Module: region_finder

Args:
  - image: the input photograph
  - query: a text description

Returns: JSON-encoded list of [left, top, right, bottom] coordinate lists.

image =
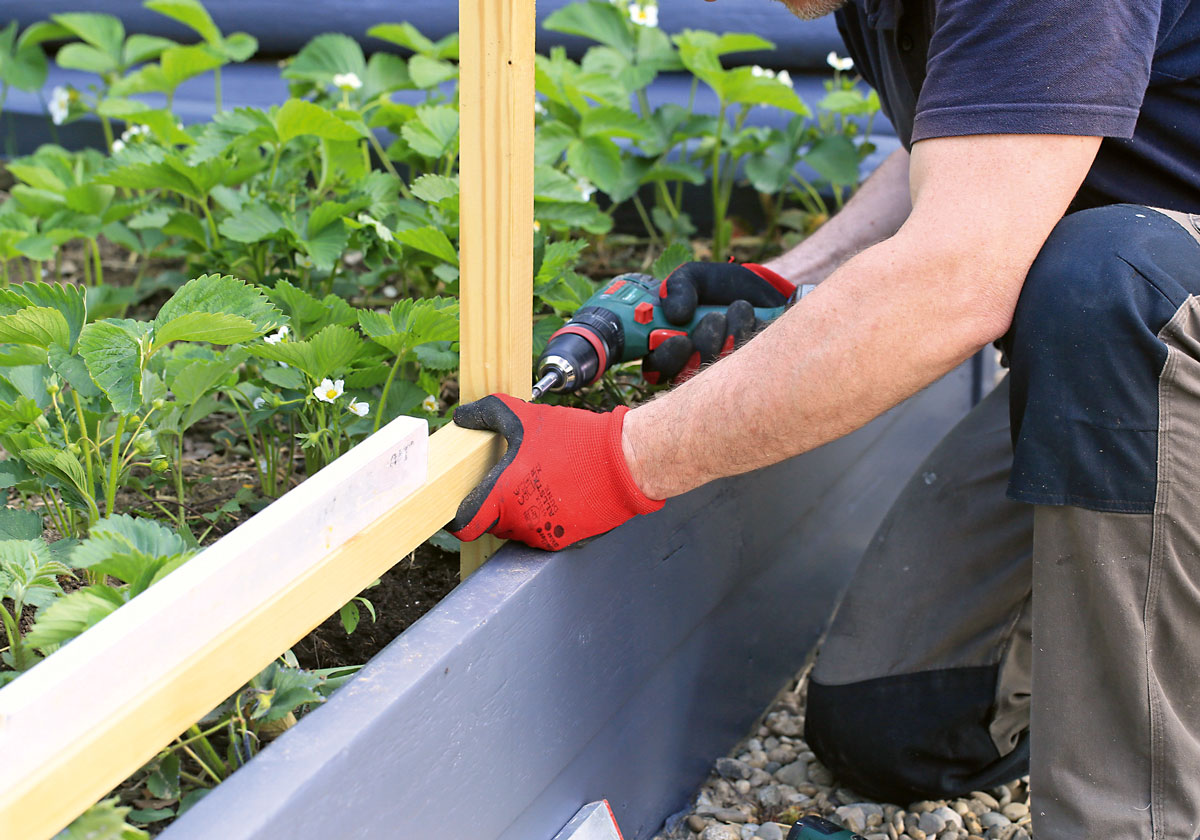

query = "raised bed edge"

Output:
[[162, 362, 977, 840]]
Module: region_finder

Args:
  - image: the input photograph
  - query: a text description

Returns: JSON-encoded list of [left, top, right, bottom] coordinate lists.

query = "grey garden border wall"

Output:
[[161, 361, 980, 840]]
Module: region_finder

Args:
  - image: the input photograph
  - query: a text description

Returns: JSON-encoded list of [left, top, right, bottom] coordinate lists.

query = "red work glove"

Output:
[[643, 261, 796, 384], [449, 395, 664, 551]]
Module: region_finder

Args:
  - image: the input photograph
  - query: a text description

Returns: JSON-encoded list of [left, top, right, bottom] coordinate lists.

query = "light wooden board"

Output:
[[458, 0, 537, 577], [0, 420, 502, 840]]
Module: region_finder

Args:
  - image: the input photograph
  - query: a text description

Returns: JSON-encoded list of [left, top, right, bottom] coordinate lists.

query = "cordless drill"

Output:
[[786, 815, 867, 840], [532, 272, 788, 399]]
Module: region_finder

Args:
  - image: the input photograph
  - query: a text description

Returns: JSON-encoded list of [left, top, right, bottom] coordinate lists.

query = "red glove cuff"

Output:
[[741, 262, 797, 298]]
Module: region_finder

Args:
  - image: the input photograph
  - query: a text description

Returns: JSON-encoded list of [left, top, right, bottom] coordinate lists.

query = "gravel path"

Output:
[[654, 665, 1033, 840]]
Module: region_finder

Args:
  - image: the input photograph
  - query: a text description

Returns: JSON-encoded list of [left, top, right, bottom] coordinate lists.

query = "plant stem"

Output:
[[213, 66, 223, 114], [200, 200, 222, 249], [366, 130, 405, 186], [90, 238, 103, 287], [175, 434, 187, 529], [374, 355, 405, 433], [72, 391, 96, 497], [711, 101, 729, 261], [183, 726, 226, 783], [104, 414, 126, 518], [631, 194, 661, 245], [99, 114, 115, 154], [0, 603, 28, 671]]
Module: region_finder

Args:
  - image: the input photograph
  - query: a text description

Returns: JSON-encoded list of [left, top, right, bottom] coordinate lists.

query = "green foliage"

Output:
[[54, 798, 149, 840], [0, 4, 878, 834]]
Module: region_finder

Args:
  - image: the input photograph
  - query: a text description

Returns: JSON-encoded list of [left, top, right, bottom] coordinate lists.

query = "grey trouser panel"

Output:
[[806, 205, 1200, 839]]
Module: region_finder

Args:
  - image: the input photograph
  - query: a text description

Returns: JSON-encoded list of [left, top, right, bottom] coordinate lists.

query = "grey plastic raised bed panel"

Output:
[[162, 363, 977, 840]]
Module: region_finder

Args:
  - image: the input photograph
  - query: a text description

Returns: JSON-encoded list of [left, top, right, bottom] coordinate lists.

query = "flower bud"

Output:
[[46, 382, 60, 396], [152, 398, 167, 411], [33, 415, 49, 430], [67, 442, 81, 456], [128, 414, 141, 424], [151, 458, 169, 473]]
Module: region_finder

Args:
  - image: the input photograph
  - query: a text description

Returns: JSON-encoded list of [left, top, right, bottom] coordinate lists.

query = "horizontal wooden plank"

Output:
[[0, 419, 502, 840]]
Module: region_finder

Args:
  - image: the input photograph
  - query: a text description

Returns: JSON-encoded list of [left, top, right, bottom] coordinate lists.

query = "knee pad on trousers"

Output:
[[1004, 204, 1200, 512], [805, 668, 1029, 803]]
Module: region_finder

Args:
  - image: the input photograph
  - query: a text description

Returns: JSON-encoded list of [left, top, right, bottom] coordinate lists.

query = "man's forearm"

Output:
[[622, 230, 1003, 500], [763, 147, 912, 285]]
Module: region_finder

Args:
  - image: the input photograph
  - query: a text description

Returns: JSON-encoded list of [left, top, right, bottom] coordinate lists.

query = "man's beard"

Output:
[[775, 0, 847, 20]]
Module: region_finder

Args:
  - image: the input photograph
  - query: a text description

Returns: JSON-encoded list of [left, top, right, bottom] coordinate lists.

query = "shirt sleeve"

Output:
[[912, 0, 1162, 142]]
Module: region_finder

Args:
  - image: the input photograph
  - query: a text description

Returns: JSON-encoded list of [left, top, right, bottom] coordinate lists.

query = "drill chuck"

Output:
[[532, 314, 617, 398]]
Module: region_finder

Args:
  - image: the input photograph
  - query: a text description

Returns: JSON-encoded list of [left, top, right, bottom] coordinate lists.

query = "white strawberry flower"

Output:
[[111, 139, 126, 154], [777, 70, 793, 88], [827, 51, 854, 71], [578, 179, 597, 201], [49, 86, 70, 125], [751, 65, 766, 78], [314, 378, 345, 403], [253, 396, 267, 409], [347, 399, 370, 417], [333, 72, 363, 91], [421, 394, 439, 413], [382, 284, 399, 299], [295, 252, 314, 269], [533, 220, 542, 232], [629, 3, 658, 26], [264, 325, 289, 345]]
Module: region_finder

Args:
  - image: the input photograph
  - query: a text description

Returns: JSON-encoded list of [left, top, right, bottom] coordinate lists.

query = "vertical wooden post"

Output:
[[458, 0, 536, 576]]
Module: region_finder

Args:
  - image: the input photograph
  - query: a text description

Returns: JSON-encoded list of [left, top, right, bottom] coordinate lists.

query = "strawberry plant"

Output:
[[0, 2, 880, 833]]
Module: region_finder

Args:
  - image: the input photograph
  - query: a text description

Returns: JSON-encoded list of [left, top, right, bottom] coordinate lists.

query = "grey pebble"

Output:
[[756, 824, 784, 840], [715, 757, 752, 781], [701, 827, 741, 840], [686, 815, 709, 833], [978, 812, 1011, 830], [933, 806, 964, 829], [971, 792, 1001, 811], [1000, 803, 1028, 822], [807, 762, 835, 786], [711, 808, 749, 824], [765, 711, 803, 737], [774, 760, 809, 788], [917, 812, 945, 836], [835, 805, 866, 833], [756, 785, 784, 809], [767, 747, 793, 765], [748, 768, 773, 787]]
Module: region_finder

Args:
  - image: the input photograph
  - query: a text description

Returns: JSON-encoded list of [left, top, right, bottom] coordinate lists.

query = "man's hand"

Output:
[[644, 261, 795, 384], [449, 395, 663, 550]]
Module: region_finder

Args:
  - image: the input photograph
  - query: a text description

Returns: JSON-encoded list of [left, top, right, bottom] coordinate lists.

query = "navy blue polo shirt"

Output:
[[835, 0, 1200, 211]]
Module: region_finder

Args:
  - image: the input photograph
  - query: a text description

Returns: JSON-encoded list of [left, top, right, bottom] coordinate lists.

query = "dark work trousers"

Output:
[[805, 205, 1200, 839]]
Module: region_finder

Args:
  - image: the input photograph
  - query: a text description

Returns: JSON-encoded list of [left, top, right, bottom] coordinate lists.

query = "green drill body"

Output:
[[533, 272, 787, 398]]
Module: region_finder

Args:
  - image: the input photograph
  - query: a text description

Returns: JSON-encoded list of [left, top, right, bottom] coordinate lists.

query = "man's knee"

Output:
[[805, 668, 1029, 803], [1004, 204, 1200, 511]]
